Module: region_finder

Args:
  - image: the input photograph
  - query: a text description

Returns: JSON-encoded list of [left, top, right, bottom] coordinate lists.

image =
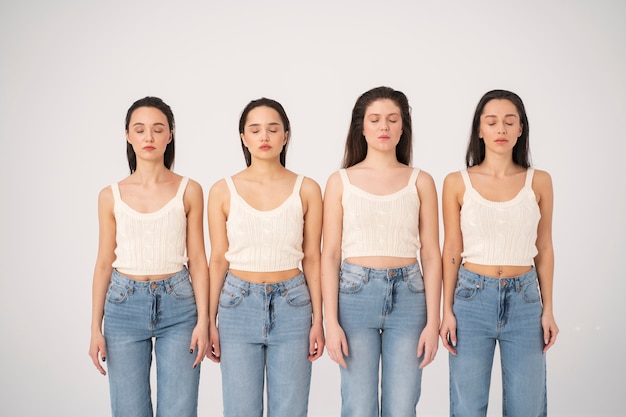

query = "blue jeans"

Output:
[[450, 266, 546, 417], [104, 268, 200, 417], [337, 261, 427, 417], [218, 271, 313, 417]]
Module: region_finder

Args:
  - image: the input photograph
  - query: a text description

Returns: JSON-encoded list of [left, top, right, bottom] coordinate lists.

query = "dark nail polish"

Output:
[[190, 349, 194, 354]]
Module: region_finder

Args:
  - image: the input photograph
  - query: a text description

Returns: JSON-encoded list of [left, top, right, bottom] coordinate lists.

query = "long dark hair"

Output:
[[465, 89, 531, 168], [343, 86, 412, 168], [238, 98, 291, 167], [125, 96, 175, 173]]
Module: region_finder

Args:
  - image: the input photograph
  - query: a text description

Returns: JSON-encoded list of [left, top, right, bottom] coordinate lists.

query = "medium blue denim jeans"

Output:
[[218, 271, 313, 417], [103, 268, 200, 417], [337, 261, 427, 417], [450, 266, 546, 417]]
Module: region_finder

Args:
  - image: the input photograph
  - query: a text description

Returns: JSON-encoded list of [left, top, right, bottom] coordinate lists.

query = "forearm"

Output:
[[91, 265, 112, 332], [441, 247, 461, 314], [208, 258, 228, 326], [302, 257, 323, 324], [420, 252, 442, 327], [188, 260, 209, 324], [320, 253, 341, 326], [535, 248, 555, 313]]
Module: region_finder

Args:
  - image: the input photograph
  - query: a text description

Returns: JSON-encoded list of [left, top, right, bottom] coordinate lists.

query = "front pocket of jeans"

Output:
[[406, 272, 425, 293], [219, 285, 244, 308], [170, 278, 195, 300], [338, 270, 365, 294], [106, 282, 129, 304], [454, 280, 478, 301], [285, 284, 311, 307], [521, 280, 541, 303]]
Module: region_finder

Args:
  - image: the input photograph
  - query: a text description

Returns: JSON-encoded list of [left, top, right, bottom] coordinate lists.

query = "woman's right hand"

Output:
[[439, 312, 458, 355], [207, 323, 221, 363], [89, 331, 107, 375], [325, 322, 349, 368]]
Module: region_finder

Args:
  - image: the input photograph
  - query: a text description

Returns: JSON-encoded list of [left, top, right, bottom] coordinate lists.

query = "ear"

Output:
[[284, 131, 289, 144], [168, 129, 174, 144], [240, 133, 248, 148]]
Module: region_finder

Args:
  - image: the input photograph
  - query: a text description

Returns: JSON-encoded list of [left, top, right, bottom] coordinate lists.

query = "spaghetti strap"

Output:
[[460, 170, 472, 190], [338, 169, 350, 187], [175, 177, 190, 198], [110, 182, 122, 203], [524, 168, 535, 188]]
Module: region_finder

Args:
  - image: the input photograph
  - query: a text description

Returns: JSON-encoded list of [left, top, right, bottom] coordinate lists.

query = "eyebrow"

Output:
[[366, 113, 400, 117], [247, 122, 282, 127], [483, 114, 518, 118], [132, 122, 167, 127]]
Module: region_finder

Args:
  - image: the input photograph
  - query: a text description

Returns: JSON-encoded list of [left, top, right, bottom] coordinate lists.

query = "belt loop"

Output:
[[365, 268, 370, 283], [479, 276, 485, 290]]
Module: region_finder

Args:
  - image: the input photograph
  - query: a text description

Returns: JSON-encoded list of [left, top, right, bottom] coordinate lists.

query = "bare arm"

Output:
[[206, 180, 230, 363], [320, 172, 349, 368], [439, 172, 464, 355], [300, 177, 325, 361], [533, 169, 558, 352], [415, 171, 442, 368], [184, 179, 210, 367], [89, 187, 116, 375]]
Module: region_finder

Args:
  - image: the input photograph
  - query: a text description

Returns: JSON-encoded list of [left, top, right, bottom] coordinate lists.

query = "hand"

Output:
[[542, 311, 559, 352], [189, 322, 209, 368], [89, 331, 107, 375], [417, 323, 439, 368], [325, 323, 349, 368], [439, 313, 458, 355], [206, 323, 221, 363], [308, 322, 325, 362]]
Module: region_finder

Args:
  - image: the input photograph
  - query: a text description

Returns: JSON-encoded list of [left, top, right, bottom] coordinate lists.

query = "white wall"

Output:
[[1, 0, 624, 416]]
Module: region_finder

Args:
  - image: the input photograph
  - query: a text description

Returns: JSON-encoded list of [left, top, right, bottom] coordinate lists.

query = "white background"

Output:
[[1, 0, 624, 416]]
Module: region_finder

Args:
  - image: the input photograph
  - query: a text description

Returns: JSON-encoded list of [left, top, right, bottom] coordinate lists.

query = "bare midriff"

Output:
[[118, 271, 180, 282], [463, 262, 533, 278], [229, 268, 302, 284], [345, 256, 417, 270]]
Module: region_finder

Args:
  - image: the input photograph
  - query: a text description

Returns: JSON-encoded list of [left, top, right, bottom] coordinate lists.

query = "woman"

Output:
[[207, 98, 324, 417], [321, 86, 442, 417], [439, 89, 559, 416], [89, 96, 209, 417]]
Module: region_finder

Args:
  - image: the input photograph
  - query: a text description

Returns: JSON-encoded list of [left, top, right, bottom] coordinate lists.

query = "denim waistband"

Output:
[[111, 267, 189, 291], [341, 260, 421, 280], [225, 271, 305, 294], [458, 265, 537, 288]]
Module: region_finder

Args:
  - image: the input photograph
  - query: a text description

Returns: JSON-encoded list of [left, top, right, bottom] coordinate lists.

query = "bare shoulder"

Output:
[[532, 168, 552, 186], [301, 176, 322, 196], [443, 171, 464, 190], [208, 178, 229, 202], [98, 184, 114, 206], [185, 177, 204, 195], [415, 169, 435, 186]]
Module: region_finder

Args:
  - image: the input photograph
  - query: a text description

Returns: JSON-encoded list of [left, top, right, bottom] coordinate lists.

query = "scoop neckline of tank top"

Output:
[[117, 193, 179, 215], [343, 170, 416, 198], [114, 179, 183, 215], [464, 171, 529, 205], [230, 177, 298, 213]]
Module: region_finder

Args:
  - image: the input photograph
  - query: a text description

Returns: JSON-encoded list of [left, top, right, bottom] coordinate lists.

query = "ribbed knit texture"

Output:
[[340, 168, 421, 259], [460, 169, 540, 266], [111, 177, 189, 275], [225, 176, 305, 272]]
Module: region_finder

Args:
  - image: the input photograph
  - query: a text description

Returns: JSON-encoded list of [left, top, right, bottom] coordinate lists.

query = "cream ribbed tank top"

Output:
[[224, 175, 305, 272], [340, 168, 421, 259], [111, 177, 189, 275], [460, 168, 540, 266]]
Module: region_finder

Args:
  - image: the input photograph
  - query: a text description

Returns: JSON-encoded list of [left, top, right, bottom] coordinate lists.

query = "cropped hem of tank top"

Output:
[[340, 168, 421, 259], [111, 177, 189, 276], [460, 168, 540, 266], [224, 175, 305, 272]]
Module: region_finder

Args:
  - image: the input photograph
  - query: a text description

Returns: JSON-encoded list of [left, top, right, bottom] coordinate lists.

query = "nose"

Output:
[[380, 120, 390, 131], [497, 122, 507, 134]]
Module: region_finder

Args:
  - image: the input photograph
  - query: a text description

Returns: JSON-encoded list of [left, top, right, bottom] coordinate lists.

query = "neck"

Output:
[[360, 149, 402, 169], [133, 161, 170, 184], [477, 154, 519, 176]]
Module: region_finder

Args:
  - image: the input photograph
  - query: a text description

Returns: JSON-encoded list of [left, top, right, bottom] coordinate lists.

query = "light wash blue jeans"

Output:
[[338, 261, 427, 417], [103, 268, 200, 417], [450, 266, 546, 417], [218, 271, 313, 417]]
